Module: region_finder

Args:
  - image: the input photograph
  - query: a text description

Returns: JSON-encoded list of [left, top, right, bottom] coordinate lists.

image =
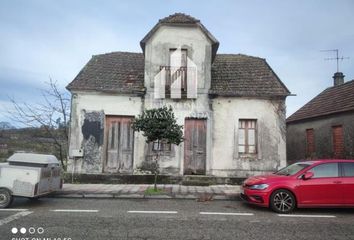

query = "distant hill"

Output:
[[0, 122, 15, 130], [0, 127, 64, 162]]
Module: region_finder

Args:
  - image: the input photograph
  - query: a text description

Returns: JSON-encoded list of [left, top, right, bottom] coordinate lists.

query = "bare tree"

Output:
[[7, 79, 70, 169]]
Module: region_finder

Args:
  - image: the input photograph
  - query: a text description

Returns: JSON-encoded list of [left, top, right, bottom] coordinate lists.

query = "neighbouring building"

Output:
[[287, 72, 354, 163], [66, 13, 290, 177]]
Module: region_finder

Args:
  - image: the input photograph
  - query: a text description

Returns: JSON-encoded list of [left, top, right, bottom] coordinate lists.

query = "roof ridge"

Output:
[[287, 78, 354, 123], [159, 13, 200, 24], [323, 78, 354, 91], [93, 51, 143, 57], [216, 53, 265, 60]]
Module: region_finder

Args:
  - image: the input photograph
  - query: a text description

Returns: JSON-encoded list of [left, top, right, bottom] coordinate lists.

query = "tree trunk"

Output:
[[154, 152, 159, 191]]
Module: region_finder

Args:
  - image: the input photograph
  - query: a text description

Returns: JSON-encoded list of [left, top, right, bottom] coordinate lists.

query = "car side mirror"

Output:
[[302, 171, 314, 180]]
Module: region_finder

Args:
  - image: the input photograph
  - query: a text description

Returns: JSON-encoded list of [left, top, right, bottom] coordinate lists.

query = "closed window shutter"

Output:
[[332, 126, 344, 158]]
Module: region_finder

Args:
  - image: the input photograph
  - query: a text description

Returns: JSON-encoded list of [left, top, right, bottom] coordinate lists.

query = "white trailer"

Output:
[[0, 153, 62, 208]]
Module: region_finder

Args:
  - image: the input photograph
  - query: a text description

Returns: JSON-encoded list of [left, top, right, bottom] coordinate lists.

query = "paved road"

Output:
[[0, 197, 353, 240]]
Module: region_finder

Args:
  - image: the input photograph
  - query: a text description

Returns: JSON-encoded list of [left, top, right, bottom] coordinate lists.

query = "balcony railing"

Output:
[[160, 66, 188, 91]]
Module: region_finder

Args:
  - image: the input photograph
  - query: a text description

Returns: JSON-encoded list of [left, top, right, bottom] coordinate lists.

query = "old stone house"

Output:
[[66, 13, 290, 177], [287, 72, 354, 163]]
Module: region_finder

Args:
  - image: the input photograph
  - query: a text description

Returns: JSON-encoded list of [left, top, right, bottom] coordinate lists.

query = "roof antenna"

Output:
[[321, 49, 349, 72]]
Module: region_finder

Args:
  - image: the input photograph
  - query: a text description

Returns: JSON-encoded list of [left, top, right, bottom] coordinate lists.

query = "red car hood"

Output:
[[244, 174, 288, 185]]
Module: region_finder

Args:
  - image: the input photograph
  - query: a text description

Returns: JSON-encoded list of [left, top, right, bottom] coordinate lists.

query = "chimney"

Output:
[[333, 72, 345, 86]]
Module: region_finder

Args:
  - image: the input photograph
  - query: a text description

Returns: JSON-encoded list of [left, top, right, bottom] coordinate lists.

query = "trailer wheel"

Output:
[[0, 188, 13, 208]]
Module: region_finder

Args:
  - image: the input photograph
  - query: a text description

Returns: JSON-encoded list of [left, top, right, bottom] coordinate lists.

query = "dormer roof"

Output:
[[140, 13, 219, 62]]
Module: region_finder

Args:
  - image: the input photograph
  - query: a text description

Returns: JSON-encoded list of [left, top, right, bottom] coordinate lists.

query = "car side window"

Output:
[[309, 163, 339, 178], [342, 163, 354, 177]]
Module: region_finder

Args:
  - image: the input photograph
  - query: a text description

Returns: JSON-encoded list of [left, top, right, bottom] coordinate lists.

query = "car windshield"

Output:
[[275, 163, 311, 176]]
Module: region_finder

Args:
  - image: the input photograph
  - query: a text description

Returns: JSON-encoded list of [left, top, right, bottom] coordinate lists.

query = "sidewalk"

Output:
[[54, 184, 241, 201]]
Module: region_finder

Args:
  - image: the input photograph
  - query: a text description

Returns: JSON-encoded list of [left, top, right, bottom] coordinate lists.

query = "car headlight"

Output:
[[249, 184, 269, 190]]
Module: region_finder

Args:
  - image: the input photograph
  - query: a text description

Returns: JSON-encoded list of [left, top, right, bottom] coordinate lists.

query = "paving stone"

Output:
[[57, 184, 240, 200], [116, 194, 144, 199], [180, 186, 188, 194], [210, 186, 223, 194], [83, 194, 113, 198], [172, 185, 180, 193], [145, 195, 172, 199], [204, 187, 213, 194], [175, 194, 197, 199], [187, 186, 196, 194], [129, 185, 141, 193]]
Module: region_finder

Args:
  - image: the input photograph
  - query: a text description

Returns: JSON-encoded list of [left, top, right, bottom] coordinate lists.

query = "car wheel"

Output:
[[270, 189, 296, 213], [0, 188, 13, 208]]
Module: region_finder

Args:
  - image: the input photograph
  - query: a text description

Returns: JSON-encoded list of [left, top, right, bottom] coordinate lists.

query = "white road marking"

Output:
[[200, 212, 254, 216], [51, 209, 99, 213], [128, 210, 178, 214], [278, 214, 336, 218], [0, 211, 33, 226], [0, 209, 28, 212]]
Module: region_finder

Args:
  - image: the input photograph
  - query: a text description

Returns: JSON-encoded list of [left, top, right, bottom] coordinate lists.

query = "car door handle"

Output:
[[333, 181, 342, 184]]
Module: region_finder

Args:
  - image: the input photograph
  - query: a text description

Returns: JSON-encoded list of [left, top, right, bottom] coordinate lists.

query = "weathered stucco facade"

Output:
[[67, 13, 290, 177]]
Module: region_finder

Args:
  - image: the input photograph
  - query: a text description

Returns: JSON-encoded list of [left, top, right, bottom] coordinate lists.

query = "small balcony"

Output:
[[158, 66, 197, 99], [159, 66, 188, 91]]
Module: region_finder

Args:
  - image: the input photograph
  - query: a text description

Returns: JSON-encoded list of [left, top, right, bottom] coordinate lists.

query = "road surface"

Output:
[[0, 197, 353, 240]]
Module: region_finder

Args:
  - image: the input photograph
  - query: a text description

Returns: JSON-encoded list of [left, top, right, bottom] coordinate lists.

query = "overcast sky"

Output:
[[0, 0, 353, 124]]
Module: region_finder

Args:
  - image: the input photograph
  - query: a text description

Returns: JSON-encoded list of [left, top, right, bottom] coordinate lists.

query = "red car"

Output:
[[240, 159, 354, 213]]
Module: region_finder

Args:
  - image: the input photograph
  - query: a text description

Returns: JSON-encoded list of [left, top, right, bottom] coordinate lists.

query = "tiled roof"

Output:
[[159, 13, 200, 24], [287, 79, 354, 123], [210, 54, 290, 97], [67, 52, 290, 98], [66, 52, 145, 94]]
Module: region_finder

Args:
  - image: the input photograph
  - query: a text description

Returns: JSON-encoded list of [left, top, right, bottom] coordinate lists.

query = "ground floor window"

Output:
[[238, 119, 257, 154], [152, 140, 172, 152]]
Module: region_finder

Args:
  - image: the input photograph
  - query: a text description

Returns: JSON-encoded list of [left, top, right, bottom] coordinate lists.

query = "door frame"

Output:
[[103, 115, 135, 173], [183, 118, 207, 175]]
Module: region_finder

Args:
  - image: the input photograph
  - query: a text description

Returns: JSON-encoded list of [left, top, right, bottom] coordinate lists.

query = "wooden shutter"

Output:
[[306, 129, 315, 157], [332, 125, 344, 158]]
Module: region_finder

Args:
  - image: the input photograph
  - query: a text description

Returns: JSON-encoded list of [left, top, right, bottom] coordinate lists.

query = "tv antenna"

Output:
[[321, 49, 349, 72]]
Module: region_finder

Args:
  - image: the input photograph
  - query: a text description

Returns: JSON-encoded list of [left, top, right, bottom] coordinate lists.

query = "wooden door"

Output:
[[184, 119, 207, 175], [105, 116, 134, 173]]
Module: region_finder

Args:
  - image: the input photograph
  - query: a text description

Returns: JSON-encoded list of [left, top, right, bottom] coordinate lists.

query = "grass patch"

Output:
[[144, 187, 165, 195]]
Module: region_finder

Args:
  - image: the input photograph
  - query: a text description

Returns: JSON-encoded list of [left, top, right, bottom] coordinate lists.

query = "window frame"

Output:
[[238, 119, 258, 155], [332, 125, 344, 158], [152, 139, 172, 152], [339, 162, 354, 178]]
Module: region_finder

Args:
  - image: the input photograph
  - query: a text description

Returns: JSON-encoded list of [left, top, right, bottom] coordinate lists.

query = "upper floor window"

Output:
[[238, 119, 257, 154], [170, 49, 187, 68], [158, 49, 197, 99]]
